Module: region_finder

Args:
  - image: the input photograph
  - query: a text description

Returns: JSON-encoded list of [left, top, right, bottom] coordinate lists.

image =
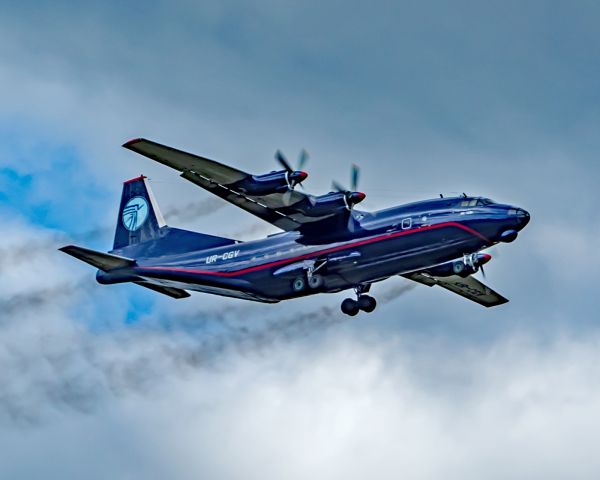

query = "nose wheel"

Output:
[[341, 285, 377, 316]]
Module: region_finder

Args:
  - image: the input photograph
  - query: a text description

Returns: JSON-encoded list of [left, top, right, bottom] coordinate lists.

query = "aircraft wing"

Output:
[[123, 138, 336, 231], [403, 272, 509, 307]]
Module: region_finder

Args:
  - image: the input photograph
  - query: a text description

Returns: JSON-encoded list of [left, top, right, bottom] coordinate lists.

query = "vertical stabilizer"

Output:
[[113, 175, 166, 249]]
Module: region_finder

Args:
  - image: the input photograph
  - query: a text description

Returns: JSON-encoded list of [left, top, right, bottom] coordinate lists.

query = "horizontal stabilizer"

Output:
[[59, 245, 136, 271], [134, 281, 190, 299]]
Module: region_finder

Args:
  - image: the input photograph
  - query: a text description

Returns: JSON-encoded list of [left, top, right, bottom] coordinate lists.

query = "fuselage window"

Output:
[[401, 217, 412, 229]]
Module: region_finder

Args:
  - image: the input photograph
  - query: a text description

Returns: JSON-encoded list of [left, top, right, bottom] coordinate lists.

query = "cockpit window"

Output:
[[459, 198, 495, 208]]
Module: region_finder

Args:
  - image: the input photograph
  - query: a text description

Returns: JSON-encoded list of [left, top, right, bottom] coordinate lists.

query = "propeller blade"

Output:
[[480, 265, 486, 279], [282, 189, 294, 206], [347, 210, 356, 231], [332, 180, 347, 192], [275, 150, 293, 172], [351, 164, 360, 191], [298, 149, 309, 170]]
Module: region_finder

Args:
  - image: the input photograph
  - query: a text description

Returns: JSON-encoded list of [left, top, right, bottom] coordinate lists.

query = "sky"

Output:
[[1, 1, 600, 478]]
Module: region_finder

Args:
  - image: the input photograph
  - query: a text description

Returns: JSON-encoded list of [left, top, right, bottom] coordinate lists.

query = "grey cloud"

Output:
[[3, 1, 599, 141], [2, 0, 598, 230]]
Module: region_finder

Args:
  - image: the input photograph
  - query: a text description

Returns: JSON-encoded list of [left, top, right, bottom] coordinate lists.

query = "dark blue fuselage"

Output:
[[101, 197, 530, 303]]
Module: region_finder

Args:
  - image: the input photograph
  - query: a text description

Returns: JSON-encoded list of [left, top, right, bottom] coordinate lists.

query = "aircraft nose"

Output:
[[516, 208, 530, 228]]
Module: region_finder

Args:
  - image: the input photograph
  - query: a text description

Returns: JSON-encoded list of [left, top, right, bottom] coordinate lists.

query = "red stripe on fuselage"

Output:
[[141, 221, 489, 278]]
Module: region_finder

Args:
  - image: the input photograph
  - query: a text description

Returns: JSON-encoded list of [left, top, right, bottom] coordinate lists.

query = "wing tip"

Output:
[[122, 138, 144, 149]]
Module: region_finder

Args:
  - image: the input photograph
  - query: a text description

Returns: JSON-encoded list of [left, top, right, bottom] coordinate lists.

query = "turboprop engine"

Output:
[[426, 252, 492, 278]]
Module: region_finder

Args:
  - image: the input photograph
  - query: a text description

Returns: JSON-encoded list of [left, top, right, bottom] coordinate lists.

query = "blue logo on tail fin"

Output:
[[122, 196, 149, 231]]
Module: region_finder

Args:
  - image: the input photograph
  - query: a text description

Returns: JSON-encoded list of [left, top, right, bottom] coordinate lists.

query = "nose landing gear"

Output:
[[341, 285, 377, 316]]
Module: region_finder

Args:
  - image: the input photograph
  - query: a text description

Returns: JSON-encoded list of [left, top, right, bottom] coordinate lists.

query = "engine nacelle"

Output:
[[300, 191, 366, 217], [426, 261, 473, 278], [426, 253, 492, 278], [234, 170, 308, 196]]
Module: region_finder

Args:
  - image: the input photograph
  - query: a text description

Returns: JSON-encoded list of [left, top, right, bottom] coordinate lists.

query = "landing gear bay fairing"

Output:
[[61, 139, 530, 316]]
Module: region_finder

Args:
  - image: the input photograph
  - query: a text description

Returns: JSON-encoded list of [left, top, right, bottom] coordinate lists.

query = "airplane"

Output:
[[60, 138, 530, 316]]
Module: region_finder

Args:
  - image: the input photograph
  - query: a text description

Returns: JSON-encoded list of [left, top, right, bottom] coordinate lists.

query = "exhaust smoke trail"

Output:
[[158, 280, 417, 352], [163, 197, 226, 223], [0, 279, 416, 426], [0, 277, 90, 320], [0, 198, 227, 271], [378, 282, 417, 303]]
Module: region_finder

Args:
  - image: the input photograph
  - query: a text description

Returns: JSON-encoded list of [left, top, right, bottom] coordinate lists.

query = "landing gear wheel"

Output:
[[292, 276, 306, 292], [358, 295, 377, 313], [341, 298, 360, 316], [308, 274, 324, 289]]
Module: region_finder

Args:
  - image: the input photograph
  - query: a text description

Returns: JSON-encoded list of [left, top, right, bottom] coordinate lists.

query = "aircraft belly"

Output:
[[322, 229, 483, 287], [139, 276, 279, 303]]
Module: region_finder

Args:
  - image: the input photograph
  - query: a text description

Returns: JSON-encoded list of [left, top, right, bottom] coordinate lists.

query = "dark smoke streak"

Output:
[[0, 278, 90, 320], [377, 282, 417, 303], [163, 197, 226, 223], [0, 280, 416, 426], [0, 198, 227, 271]]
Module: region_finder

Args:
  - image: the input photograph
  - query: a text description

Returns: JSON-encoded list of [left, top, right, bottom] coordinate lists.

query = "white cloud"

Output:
[[2, 295, 600, 480]]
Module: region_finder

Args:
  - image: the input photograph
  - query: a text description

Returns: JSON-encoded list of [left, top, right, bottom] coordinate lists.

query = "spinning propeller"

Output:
[[477, 248, 500, 279], [332, 164, 366, 210], [464, 252, 492, 279], [331, 164, 366, 231], [275, 149, 309, 190]]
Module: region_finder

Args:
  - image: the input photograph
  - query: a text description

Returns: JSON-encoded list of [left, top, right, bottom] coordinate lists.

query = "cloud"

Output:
[[2, 292, 600, 479], [165, 333, 600, 480]]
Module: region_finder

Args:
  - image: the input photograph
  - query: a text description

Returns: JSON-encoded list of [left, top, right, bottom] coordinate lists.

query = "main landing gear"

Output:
[[341, 285, 377, 316], [291, 261, 325, 293]]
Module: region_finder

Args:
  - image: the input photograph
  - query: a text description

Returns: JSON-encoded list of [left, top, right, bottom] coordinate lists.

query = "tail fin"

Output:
[[113, 175, 166, 250]]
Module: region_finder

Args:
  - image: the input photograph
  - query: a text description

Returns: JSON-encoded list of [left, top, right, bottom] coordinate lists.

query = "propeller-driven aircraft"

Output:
[[61, 139, 530, 316]]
